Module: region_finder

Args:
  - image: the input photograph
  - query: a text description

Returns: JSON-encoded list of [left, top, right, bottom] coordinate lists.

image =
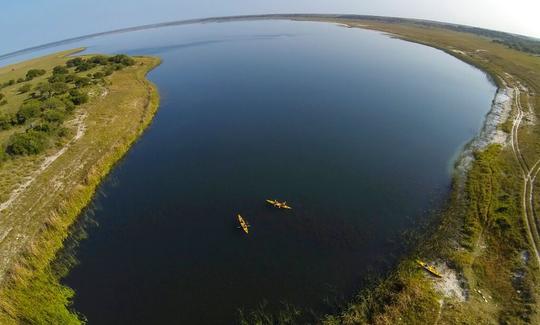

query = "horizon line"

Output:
[[1, 13, 538, 61]]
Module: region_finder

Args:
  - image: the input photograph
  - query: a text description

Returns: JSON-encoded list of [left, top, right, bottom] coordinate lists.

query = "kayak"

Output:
[[266, 199, 292, 210], [415, 259, 442, 278], [237, 214, 249, 234]]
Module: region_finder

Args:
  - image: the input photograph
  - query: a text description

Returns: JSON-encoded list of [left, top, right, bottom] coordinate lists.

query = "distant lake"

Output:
[[11, 20, 496, 324]]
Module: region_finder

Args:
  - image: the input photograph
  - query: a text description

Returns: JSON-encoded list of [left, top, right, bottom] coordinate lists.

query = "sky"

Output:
[[2, 0, 539, 55]]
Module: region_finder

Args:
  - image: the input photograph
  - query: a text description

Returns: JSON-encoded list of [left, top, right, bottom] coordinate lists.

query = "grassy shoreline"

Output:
[[0, 52, 161, 324]]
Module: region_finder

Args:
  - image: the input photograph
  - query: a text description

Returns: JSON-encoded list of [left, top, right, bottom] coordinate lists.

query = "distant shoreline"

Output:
[[2, 13, 538, 62]]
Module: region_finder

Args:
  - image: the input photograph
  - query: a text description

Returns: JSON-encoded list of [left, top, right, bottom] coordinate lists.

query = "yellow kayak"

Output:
[[266, 199, 292, 210], [416, 259, 442, 278], [237, 214, 249, 234]]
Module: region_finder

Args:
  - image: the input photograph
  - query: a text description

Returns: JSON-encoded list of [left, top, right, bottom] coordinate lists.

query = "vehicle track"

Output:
[[510, 82, 540, 267]]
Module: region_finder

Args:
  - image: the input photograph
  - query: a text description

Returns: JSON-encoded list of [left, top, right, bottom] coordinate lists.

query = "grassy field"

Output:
[[0, 50, 160, 324]]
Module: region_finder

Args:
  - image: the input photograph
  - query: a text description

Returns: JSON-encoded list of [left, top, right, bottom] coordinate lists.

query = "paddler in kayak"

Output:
[[265, 199, 292, 209], [237, 214, 250, 234]]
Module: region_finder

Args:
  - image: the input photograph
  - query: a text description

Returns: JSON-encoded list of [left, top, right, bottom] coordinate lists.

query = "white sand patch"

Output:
[[431, 262, 467, 302]]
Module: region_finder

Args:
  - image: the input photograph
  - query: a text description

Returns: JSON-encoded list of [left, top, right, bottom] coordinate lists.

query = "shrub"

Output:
[[0, 99, 7, 106], [66, 57, 84, 67], [34, 82, 53, 99], [43, 109, 66, 123], [68, 89, 88, 105], [17, 83, 32, 93], [74, 76, 91, 88], [52, 66, 69, 75], [6, 130, 48, 155], [75, 61, 96, 72], [17, 78, 25, 83], [41, 97, 65, 110], [48, 73, 66, 83], [25, 69, 46, 81], [51, 82, 69, 95], [88, 55, 108, 65], [92, 72, 104, 79], [108, 54, 135, 66], [0, 113, 15, 130], [16, 100, 41, 124], [0, 93, 4, 100]]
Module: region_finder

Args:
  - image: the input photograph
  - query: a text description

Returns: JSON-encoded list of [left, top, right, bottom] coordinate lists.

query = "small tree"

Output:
[[17, 84, 32, 93], [16, 100, 41, 124], [25, 69, 46, 81], [51, 82, 69, 95], [69, 89, 88, 105], [53, 65, 69, 75]]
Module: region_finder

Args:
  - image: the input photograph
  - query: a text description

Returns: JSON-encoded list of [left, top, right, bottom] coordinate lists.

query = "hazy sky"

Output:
[[2, 0, 539, 54]]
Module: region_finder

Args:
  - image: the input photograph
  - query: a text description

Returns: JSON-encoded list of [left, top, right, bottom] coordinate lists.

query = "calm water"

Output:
[[12, 20, 496, 324]]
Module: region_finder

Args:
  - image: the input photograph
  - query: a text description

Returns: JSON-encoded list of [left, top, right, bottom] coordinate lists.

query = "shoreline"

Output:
[[0, 54, 161, 324]]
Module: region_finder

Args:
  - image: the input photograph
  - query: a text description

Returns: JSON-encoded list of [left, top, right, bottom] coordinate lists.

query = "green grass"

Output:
[[0, 52, 160, 324], [301, 18, 540, 324]]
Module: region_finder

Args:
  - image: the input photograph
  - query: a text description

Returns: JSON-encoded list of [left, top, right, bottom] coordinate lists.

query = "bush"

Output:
[[51, 82, 69, 95], [0, 99, 7, 106], [34, 82, 53, 99], [43, 110, 66, 123], [0, 113, 15, 130], [17, 78, 25, 83], [2, 79, 15, 88], [75, 61, 96, 72], [25, 69, 46, 81], [74, 76, 91, 88], [6, 130, 48, 155], [92, 72, 104, 79], [48, 73, 66, 83], [66, 57, 84, 68], [53, 66, 69, 75], [18, 84, 32, 93], [41, 97, 65, 110], [88, 55, 108, 65], [68, 89, 88, 105], [108, 54, 135, 66], [0, 93, 4, 100], [16, 100, 41, 124]]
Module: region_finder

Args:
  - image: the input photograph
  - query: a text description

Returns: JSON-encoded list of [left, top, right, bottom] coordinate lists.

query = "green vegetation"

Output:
[[296, 16, 540, 324], [0, 52, 135, 159], [0, 49, 160, 324]]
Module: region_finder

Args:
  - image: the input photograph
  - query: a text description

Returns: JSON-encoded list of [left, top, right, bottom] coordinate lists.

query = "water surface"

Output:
[[19, 20, 495, 324]]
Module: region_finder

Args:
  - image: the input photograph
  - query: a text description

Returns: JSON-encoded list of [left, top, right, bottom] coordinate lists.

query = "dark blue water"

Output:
[[24, 20, 495, 324]]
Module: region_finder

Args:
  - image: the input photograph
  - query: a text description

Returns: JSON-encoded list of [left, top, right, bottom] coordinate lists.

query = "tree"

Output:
[[66, 57, 84, 67], [6, 130, 48, 156], [41, 97, 65, 110], [88, 55, 108, 65], [43, 109, 66, 123], [68, 89, 88, 105], [0, 113, 15, 130], [51, 82, 69, 95], [53, 65, 69, 75], [108, 54, 135, 66], [25, 69, 46, 81], [74, 76, 91, 88], [16, 100, 41, 124], [34, 82, 53, 99], [17, 84, 32, 93]]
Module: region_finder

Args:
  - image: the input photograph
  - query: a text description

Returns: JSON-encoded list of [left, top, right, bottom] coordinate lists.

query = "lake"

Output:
[[9, 20, 496, 324]]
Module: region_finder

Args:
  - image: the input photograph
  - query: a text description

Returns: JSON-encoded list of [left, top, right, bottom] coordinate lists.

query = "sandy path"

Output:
[[0, 112, 87, 213], [509, 81, 540, 267]]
